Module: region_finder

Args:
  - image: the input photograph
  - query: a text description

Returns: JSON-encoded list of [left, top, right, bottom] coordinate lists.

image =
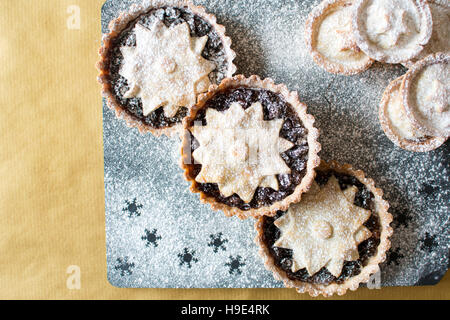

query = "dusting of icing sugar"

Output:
[[385, 79, 424, 139], [354, 0, 432, 63], [378, 76, 445, 152], [366, 0, 419, 49], [190, 102, 293, 203], [119, 20, 215, 117], [315, 1, 370, 66], [404, 0, 450, 67], [103, 0, 449, 289], [304, 0, 374, 75], [274, 177, 372, 277], [411, 62, 450, 136]]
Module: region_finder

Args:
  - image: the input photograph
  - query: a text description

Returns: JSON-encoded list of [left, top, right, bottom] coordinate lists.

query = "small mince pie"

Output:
[[180, 75, 321, 219], [305, 0, 374, 75], [402, 52, 450, 138], [379, 76, 446, 152], [352, 0, 432, 64], [255, 161, 393, 297], [403, 0, 450, 68], [97, 0, 236, 136]]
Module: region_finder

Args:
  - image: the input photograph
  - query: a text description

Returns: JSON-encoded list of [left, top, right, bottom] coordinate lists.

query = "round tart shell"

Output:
[[379, 76, 446, 152], [402, 0, 450, 68], [352, 0, 432, 64], [255, 160, 393, 297], [305, 0, 374, 75], [401, 52, 450, 138], [96, 0, 237, 137], [180, 75, 321, 219]]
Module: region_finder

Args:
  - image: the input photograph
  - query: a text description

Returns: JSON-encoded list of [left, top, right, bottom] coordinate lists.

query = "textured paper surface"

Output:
[[0, 0, 449, 299]]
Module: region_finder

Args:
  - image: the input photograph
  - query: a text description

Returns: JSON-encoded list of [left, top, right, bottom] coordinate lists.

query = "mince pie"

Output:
[[379, 76, 446, 152], [97, 0, 236, 136], [403, 0, 450, 68], [401, 52, 449, 138], [255, 161, 393, 297], [352, 0, 432, 64], [180, 75, 321, 219], [305, 0, 374, 75]]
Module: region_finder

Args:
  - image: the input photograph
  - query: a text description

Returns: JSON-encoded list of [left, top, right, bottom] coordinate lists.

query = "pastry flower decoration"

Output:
[[274, 176, 372, 277], [119, 21, 216, 117], [191, 102, 294, 203]]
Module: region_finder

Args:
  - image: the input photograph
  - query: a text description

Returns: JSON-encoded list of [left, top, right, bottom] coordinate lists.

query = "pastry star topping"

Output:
[[119, 21, 216, 117], [389, 10, 410, 46], [372, 7, 411, 48], [426, 80, 448, 113], [336, 22, 360, 53], [377, 12, 391, 34], [191, 102, 294, 203], [274, 176, 372, 277]]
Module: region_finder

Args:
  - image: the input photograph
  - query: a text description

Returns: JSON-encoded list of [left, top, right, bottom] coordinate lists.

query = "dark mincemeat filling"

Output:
[[262, 170, 381, 285], [187, 87, 309, 210], [107, 6, 229, 129]]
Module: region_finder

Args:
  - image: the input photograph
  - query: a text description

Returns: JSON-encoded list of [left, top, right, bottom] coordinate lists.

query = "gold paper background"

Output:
[[0, 0, 448, 299]]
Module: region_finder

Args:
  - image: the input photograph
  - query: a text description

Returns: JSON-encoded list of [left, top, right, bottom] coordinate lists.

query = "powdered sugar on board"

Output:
[[103, 0, 449, 288]]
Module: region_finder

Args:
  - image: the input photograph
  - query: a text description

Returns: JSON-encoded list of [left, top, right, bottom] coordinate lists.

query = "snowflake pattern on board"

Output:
[[178, 248, 199, 269], [141, 229, 162, 248], [114, 257, 135, 276], [392, 208, 413, 229], [420, 233, 438, 253], [122, 198, 143, 218], [208, 233, 228, 253], [225, 255, 246, 275], [419, 182, 440, 198], [387, 247, 405, 266]]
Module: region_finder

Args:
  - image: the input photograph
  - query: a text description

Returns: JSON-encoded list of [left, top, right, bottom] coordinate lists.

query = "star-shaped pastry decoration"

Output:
[[336, 22, 360, 53], [119, 21, 216, 117], [374, 8, 411, 48], [377, 12, 392, 34], [274, 176, 372, 277], [390, 10, 410, 45], [426, 79, 448, 113], [191, 102, 294, 203]]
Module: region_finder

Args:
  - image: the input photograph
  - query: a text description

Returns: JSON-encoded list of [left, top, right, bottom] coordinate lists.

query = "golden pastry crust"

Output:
[[401, 52, 450, 138], [305, 0, 374, 75], [255, 160, 393, 297], [379, 76, 446, 152], [96, 0, 236, 137], [352, 0, 432, 64], [180, 75, 321, 219]]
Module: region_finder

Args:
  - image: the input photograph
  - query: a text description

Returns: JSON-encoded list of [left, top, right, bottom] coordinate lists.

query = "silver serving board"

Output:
[[103, 0, 449, 288]]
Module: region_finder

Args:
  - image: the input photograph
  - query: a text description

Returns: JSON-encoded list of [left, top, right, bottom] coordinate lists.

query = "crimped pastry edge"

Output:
[[180, 74, 321, 219], [96, 0, 237, 137], [402, 0, 450, 68], [401, 52, 450, 138], [352, 0, 433, 64], [378, 75, 446, 152], [304, 0, 374, 76], [254, 160, 393, 297]]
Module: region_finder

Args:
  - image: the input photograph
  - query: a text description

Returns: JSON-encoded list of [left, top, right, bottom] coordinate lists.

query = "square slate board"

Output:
[[103, 0, 449, 288]]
